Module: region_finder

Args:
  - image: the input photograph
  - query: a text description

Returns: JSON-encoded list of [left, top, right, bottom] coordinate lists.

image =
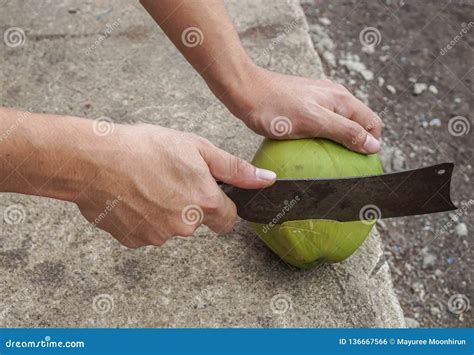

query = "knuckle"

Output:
[[230, 157, 250, 177], [199, 192, 223, 214], [336, 83, 348, 92], [344, 124, 365, 147], [149, 236, 166, 246], [119, 238, 142, 249], [192, 134, 211, 149], [318, 78, 333, 86], [334, 87, 351, 104], [222, 214, 237, 234], [142, 230, 165, 246], [175, 224, 197, 237]]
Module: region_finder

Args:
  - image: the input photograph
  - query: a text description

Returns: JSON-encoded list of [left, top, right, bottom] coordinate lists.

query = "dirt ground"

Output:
[[302, 0, 472, 327]]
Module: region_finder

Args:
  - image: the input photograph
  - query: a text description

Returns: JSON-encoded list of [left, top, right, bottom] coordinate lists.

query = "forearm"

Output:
[[140, 0, 256, 107], [0, 108, 107, 202]]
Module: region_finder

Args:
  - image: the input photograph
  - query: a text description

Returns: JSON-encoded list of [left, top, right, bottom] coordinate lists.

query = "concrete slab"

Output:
[[0, 0, 405, 327]]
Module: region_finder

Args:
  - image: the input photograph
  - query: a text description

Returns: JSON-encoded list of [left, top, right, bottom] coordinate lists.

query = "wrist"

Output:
[[205, 57, 263, 118]]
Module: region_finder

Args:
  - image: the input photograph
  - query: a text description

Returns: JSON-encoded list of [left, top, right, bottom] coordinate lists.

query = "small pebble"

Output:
[[455, 223, 468, 237], [454, 97, 461, 103], [386, 85, 397, 94], [429, 85, 438, 95], [430, 306, 441, 317], [319, 17, 331, 26], [429, 118, 441, 127], [362, 46, 375, 54], [447, 256, 455, 265], [405, 317, 420, 328], [378, 77, 385, 87], [413, 83, 428, 95], [392, 148, 405, 170], [422, 252, 437, 269]]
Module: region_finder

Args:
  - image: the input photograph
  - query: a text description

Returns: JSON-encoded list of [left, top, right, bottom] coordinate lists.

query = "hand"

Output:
[[76, 124, 276, 248], [224, 67, 382, 154], [140, 0, 381, 154]]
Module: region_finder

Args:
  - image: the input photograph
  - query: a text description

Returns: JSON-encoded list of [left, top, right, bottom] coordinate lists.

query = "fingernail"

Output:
[[256, 168, 277, 181], [363, 134, 380, 153]]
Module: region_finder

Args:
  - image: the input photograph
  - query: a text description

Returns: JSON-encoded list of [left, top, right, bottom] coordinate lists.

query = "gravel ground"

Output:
[[302, 0, 472, 327]]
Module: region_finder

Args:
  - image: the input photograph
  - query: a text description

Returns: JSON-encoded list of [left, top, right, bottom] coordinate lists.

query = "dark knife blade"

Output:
[[219, 163, 456, 224]]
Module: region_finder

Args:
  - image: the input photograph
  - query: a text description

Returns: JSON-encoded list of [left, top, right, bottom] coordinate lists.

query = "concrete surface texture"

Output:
[[0, 0, 405, 327]]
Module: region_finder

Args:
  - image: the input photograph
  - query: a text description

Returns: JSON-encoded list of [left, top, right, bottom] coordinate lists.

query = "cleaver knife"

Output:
[[219, 163, 457, 224]]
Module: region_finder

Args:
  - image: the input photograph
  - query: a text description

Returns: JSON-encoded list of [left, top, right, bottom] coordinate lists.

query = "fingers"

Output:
[[344, 95, 383, 139], [317, 107, 380, 154], [201, 190, 237, 234], [199, 139, 276, 188]]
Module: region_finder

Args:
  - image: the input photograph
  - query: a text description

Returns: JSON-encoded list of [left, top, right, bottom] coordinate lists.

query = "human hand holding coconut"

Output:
[[141, 0, 382, 154], [222, 68, 383, 154]]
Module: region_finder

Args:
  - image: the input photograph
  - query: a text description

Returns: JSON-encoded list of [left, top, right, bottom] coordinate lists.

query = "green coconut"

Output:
[[251, 138, 384, 269]]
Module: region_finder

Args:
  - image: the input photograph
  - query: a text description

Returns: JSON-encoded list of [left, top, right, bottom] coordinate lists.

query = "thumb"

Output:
[[199, 141, 276, 188]]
